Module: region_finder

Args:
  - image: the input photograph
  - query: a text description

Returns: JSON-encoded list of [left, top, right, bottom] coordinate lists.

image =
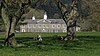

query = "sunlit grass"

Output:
[[0, 32, 100, 56]]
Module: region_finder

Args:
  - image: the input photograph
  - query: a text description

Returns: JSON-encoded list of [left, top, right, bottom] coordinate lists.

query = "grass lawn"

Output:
[[0, 32, 100, 56]]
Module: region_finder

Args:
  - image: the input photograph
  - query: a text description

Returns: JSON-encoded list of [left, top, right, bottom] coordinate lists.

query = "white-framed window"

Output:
[[38, 25, 41, 28], [76, 27, 80, 32], [43, 24, 46, 28], [22, 29, 26, 32], [28, 24, 31, 28], [52, 24, 56, 28], [57, 24, 61, 28], [33, 24, 36, 28]]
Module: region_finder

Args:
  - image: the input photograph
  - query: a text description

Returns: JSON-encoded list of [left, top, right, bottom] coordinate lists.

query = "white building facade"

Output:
[[20, 13, 80, 32]]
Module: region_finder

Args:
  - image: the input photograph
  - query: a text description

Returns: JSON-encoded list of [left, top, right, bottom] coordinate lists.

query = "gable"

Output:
[[37, 19, 51, 24]]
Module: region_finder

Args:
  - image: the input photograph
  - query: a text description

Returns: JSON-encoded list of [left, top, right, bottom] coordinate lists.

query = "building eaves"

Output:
[[22, 19, 65, 24]]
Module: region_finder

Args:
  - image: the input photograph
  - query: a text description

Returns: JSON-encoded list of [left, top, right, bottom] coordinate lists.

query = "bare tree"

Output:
[[54, 0, 79, 40], [0, 0, 32, 47], [0, 0, 48, 47]]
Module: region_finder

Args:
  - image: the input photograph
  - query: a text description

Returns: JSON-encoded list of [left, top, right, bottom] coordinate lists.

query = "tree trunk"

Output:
[[56, 0, 79, 40], [2, 8, 17, 47], [4, 32, 17, 47], [66, 19, 77, 40], [5, 18, 17, 47]]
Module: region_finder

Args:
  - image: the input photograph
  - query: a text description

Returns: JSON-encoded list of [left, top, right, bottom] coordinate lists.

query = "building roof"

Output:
[[22, 19, 65, 24]]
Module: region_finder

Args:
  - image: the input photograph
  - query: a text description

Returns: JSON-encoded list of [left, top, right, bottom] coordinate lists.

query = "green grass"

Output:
[[0, 32, 100, 56]]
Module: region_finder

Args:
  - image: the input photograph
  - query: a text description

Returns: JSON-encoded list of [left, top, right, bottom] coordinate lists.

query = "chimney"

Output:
[[43, 12, 47, 20], [32, 16, 35, 20]]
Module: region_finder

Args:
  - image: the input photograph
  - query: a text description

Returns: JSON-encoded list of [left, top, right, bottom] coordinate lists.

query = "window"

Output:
[[28, 24, 31, 28], [52, 24, 56, 28], [22, 29, 26, 32], [33, 24, 36, 28], [57, 24, 61, 28], [43, 24, 46, 28], [38, 25, 41, 28]]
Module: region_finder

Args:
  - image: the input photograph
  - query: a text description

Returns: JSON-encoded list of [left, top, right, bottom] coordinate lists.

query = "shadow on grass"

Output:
[[0, 36, 100, 51]]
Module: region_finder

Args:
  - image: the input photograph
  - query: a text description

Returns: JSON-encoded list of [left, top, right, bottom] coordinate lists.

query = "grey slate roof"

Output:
[[22, 19, 65, 24]]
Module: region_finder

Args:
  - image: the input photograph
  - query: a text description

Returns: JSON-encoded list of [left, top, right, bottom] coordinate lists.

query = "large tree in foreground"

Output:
[[0, 0, 47, 47], [54, 0, 79, 40], [0, 0, 32, 47]]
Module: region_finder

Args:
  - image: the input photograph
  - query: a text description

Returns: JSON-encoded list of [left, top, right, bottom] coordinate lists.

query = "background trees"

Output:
[[80, 0, 100, 31]]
